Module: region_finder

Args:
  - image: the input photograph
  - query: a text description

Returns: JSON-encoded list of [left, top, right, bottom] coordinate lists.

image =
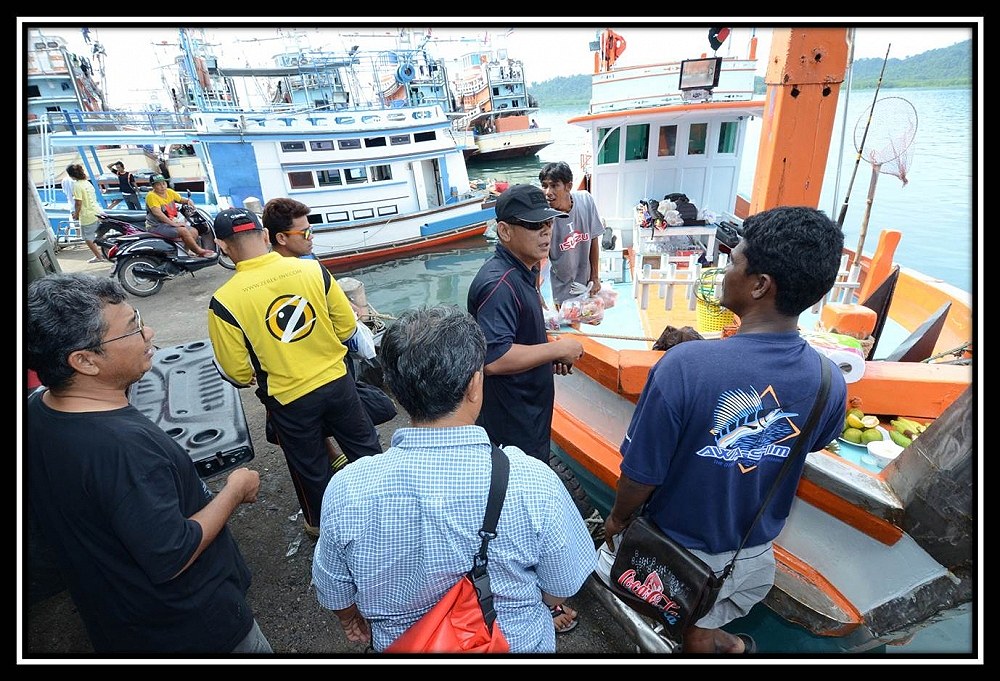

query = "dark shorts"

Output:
[[146, 221, 183, 239]]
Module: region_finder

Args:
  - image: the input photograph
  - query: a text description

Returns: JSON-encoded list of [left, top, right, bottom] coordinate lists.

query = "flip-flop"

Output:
[[550, 604, 579, 634], [735, 633, 757, 654]]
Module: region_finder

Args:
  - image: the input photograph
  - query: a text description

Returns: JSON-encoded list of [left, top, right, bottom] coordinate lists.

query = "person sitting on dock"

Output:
[[312, 305, 596, 652], [603, 205, 849, 654], [144, 174, 214, 257], [538, 161, 606, 308]]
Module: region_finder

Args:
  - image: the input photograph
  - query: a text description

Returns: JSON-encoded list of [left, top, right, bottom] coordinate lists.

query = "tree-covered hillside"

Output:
[[528, 39, 972, 107]]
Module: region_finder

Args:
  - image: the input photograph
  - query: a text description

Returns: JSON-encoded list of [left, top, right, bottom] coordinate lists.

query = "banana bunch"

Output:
[[888, 417, 927, 448]]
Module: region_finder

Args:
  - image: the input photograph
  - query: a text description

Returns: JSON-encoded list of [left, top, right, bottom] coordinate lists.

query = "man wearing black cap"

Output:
[[468, 184, 586, 633], [207, 208, 382, 538]]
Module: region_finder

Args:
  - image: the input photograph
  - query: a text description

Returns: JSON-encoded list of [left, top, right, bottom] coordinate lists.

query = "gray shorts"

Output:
[[690, 542, 775, 629], [80, 220, 99, 241], [147, 221, 183, 239]]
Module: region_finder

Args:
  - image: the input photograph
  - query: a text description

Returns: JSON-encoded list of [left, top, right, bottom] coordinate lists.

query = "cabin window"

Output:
[[596, 127, 621, 165], [339, 138, 362, 150], [317, 170, 342, 187], [413, 131, 436, 143], [378, 205, 398, 216], [657, 125, 677, 157], [364, 136, 387, 148], [717, 121, 738, 154], [370, 164, 392, 182], [327, 211, 350, 222], [27, 85, 41, 98], [61, 82, 73, 91], [281, 141, 307, 152], [688, 123, 708, 155], [344, 167, 367, 185], [310, 140, 335, 151], [288, 171, 315, 189], [306, 214, 322, 225], [390, 134, 411, 145], [625, 124, 649, 161], [353, 208, 374, 220]]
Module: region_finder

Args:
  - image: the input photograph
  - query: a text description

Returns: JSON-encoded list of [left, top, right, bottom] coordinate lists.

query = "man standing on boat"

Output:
[[467, 184, 586, 634], [110, 161, 142, 211], [207, 208, 382, 539], [538, 161, 605, 307], [603, 206, 849, 654]]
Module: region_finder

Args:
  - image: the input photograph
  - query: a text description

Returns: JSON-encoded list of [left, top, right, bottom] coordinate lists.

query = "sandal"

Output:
[[550, 604, 579, 634], [735, 633, 757, 654]]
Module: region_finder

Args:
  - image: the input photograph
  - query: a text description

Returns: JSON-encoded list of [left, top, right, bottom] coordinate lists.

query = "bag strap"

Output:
[[469, 444, 509, 628], [718, 356, 832, 580]]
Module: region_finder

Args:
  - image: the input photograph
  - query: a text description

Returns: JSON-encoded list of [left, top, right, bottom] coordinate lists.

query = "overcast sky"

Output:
[[20, 18, 978, 110]]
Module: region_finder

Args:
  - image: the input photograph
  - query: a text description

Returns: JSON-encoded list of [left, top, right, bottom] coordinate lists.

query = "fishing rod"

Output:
[[836, 43, 891, 229]]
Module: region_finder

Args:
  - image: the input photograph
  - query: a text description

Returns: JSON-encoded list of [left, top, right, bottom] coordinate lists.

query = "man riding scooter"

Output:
[[144, 174, 214, 257]]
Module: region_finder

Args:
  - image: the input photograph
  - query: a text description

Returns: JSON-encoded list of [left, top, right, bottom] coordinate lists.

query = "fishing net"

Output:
[[848, 96, 918, 265], [854, 96, 918, 186]]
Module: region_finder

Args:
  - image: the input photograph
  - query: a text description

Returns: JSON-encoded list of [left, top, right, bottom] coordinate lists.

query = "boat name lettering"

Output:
[[695, 443, 791, 463]]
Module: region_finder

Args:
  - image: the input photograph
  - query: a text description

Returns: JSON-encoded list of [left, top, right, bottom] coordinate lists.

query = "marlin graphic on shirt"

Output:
[[701, 385, 799, 467]]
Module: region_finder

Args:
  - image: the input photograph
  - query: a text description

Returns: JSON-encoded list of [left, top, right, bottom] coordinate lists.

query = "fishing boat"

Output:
[[448, 42, 553, 161], [39, 28, 494, 268], [546, 27, 975, 654], [26, 29, 153, 199]]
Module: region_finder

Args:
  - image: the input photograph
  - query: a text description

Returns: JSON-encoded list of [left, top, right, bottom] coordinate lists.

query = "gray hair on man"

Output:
[[379, 305, 486, 423], [26, 273, 128, 390]]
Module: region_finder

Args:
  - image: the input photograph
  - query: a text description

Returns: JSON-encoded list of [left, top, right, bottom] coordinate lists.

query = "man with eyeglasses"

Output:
[[25, 273, 271, 654], [208, 208, 382, 540], [467, 184, 586, 634]]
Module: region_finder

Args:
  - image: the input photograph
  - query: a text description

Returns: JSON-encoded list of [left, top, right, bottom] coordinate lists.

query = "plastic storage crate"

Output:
[[128, 340, 254, 479]]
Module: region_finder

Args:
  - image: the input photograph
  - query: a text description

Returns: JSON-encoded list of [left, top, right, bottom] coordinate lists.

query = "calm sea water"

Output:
[[339, 87, 975, 320]]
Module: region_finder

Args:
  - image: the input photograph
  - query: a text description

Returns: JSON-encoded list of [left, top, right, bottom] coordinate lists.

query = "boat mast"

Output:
[[748, 28, 851, 213]]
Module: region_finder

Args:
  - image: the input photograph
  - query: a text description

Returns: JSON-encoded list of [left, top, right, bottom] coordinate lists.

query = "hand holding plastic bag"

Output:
[[345, 318, 378, 359]]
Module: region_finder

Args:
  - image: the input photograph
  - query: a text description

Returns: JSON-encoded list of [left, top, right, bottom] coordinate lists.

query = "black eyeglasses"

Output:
[[506, 219, 552, 231], [97, 308, 144, 346]]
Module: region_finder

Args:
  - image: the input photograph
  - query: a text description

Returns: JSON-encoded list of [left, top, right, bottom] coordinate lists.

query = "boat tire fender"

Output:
[[396, 63, 415, 84]]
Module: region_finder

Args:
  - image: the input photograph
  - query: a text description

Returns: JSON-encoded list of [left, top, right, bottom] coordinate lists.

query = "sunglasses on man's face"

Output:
[[506, 219, 552, 231], [284, 227, 313, 239]]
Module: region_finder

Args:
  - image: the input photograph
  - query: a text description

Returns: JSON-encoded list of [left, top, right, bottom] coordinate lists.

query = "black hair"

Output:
[[740, 206, 844, 316], [262, 197, 311, 245], [26, 273, 127, 390], [538, 161, 573, 186], [379, 305, 485, 423], [65, 164, 86, 180]]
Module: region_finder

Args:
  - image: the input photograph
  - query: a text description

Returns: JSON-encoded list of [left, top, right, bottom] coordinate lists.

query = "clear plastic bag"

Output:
[[559, 293, 605, 325]]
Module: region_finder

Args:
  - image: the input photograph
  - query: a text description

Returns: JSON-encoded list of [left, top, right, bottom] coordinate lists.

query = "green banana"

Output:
[[894, 417, 926, 433], [889, 419, 919, 440], [888, 429, 913, 448]]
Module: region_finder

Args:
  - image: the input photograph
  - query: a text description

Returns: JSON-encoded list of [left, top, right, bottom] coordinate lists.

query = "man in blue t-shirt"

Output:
[[603, 206, 848, 654]]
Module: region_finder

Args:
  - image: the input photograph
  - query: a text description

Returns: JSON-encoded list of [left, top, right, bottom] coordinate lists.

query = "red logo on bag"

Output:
[[617, 569, 680, 617]]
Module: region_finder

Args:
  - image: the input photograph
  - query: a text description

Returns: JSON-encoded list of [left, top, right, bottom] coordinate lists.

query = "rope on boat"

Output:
[[371, 311, 655, 343], [920, 342, 972, 363], [551, 329, 657, 343]]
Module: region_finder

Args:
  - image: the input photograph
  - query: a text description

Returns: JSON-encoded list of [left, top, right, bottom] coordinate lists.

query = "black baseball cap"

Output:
[[213, 208, 263, 239], [495, 184, 568, 224]]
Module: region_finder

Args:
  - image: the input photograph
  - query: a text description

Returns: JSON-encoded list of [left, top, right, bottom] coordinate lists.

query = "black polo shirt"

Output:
[[467, 244, 553, 461]]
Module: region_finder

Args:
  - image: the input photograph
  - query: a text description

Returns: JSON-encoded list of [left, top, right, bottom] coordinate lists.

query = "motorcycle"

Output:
[[100, 204, 236, 297]]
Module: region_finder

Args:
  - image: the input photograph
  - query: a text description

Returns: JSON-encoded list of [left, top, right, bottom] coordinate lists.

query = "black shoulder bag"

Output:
[[608, 358, 832, 643]]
